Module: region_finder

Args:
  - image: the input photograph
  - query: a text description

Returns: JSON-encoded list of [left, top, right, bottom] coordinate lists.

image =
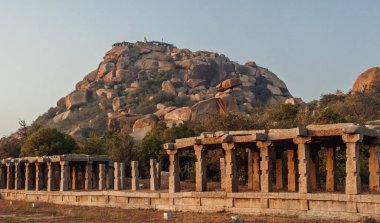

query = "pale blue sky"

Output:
[[0, 1, 379, 136]]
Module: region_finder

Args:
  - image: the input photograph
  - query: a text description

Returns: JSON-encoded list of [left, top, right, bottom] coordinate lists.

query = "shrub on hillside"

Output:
[[0, 136, 21, 159]]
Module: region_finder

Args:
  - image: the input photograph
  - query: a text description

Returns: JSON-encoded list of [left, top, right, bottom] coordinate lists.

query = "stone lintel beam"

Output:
[[343, 125, 379, 138], [269, 127, 308, 141], [174, 137, 201, 149], [194, 145, 207, 192], [307, 123, 355, 137], [233, 133, 267, 143], [222, 143, 238, 192], [200, 134, 233, 145], [198, 132, 215, 138], [164, 143, 176, 150]]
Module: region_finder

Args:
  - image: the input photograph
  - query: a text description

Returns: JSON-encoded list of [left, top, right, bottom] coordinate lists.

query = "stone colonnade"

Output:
[[0, 155, 125, 192], [164, 123, 380, 195]]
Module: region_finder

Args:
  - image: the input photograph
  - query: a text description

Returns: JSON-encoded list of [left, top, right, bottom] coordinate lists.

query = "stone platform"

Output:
[[1, 189, 379, 221]]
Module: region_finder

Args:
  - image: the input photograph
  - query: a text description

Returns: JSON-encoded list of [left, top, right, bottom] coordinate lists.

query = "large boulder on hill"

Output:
[[164, 107, 192, 122], [161, 80, 177, 95], [65, 90, 92, 110], [216, 78, 242, 92], [352, 67, 380, 92]]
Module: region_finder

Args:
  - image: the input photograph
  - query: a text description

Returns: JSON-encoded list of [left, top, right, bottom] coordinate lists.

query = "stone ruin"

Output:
[[1, 123, 380, 221]]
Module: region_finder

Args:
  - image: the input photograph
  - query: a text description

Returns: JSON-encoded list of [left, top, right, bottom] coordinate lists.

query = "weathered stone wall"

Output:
[[1, 189, 380, 221]]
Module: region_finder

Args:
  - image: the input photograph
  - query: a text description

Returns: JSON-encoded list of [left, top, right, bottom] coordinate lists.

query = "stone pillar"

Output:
[[294, 137, 312, 193], [71, 165, 77, 191], [275, 150, 283, 190], [220, 157, 226, 190], [24, 163, 32, 190], [106, 162, 114, 190], [131, 161, 140, 191], [369, 144, 380, 192], [165, 144, 181, 193], [35, 163, 43, 191], [114, 162, 120, 191], [47, 162, 53, 192], [156, 162, 161, 189], [257, 141, 272, 193], [98, 163, 106, 190], [6, 164, 14, 190], [326, 147, 337, 192], [85, 161, 92, 191], [14, 163, 22, 190], [310, 147, 320, 190], [287, 148, 297, 192], [253, 150, 260, 191], [0, 165, 5, 189], [150, 159, 158, 191], [194, 145, 207, 192], [222, 143, 238, 193], [60, 161, 69, 191], [343, 134, 362, 195], [119, 162, 125, 190], [247, 149, 253, 190]]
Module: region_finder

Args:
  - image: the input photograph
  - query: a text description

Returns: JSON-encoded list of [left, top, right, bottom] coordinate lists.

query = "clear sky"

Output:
[[0, 0, 379, 136]]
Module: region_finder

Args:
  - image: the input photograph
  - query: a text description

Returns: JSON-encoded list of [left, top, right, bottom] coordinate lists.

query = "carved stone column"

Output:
[[222, 143, 237, 193], [150, 159, 158, 191], [220, 157, 226, 190], [131, 161, 140, 191], [113, 162, 120, 191], [60, 161, 69, 191], [194, 145, 207, 192], [71, 165, 77, 191], [106, 162, 114, 190], [6, 163, 14, 190], [47, 162, 53, 192], [257, 141, 272, 193], [294, 137, 312, 193], [310, 146, 320, 190], [119, 162, 125, 190], [85, 161, 92, 191], [156, 162, 161, 189], [35, 163, 43, 191], [343, 133, 362, 195], [14, 162, 22, 190], [167, 150, 180, 193], [326, 147, 337, 192], [369, 144, 380, 192], [0, 165, 5, 189], [287, 148, 297, 192], [98, 163, 106, 190], [253, 150, 261, 191], [275, 150, 283, 190], [24, 163, 33, 190], [247, 148, 254, 190]]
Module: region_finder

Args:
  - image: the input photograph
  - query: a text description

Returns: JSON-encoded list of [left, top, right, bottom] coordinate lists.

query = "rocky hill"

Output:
[[34, 40, 294, 140]]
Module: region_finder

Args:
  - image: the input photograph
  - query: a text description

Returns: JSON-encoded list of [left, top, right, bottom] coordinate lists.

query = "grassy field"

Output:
[[0, 199, 349, 223]]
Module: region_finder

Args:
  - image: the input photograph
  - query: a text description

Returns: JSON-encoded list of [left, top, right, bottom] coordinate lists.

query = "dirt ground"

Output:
[[0, 199, 349, 223]]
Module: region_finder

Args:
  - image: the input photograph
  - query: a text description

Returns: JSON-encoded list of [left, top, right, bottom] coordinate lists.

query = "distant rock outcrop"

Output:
[[34, 40, 293, 140], [352, 67, 380, 92]]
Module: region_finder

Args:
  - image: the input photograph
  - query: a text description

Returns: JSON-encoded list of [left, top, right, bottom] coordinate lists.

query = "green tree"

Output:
[[0, 136, 21, 159], [21, 128, 78, 156]]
